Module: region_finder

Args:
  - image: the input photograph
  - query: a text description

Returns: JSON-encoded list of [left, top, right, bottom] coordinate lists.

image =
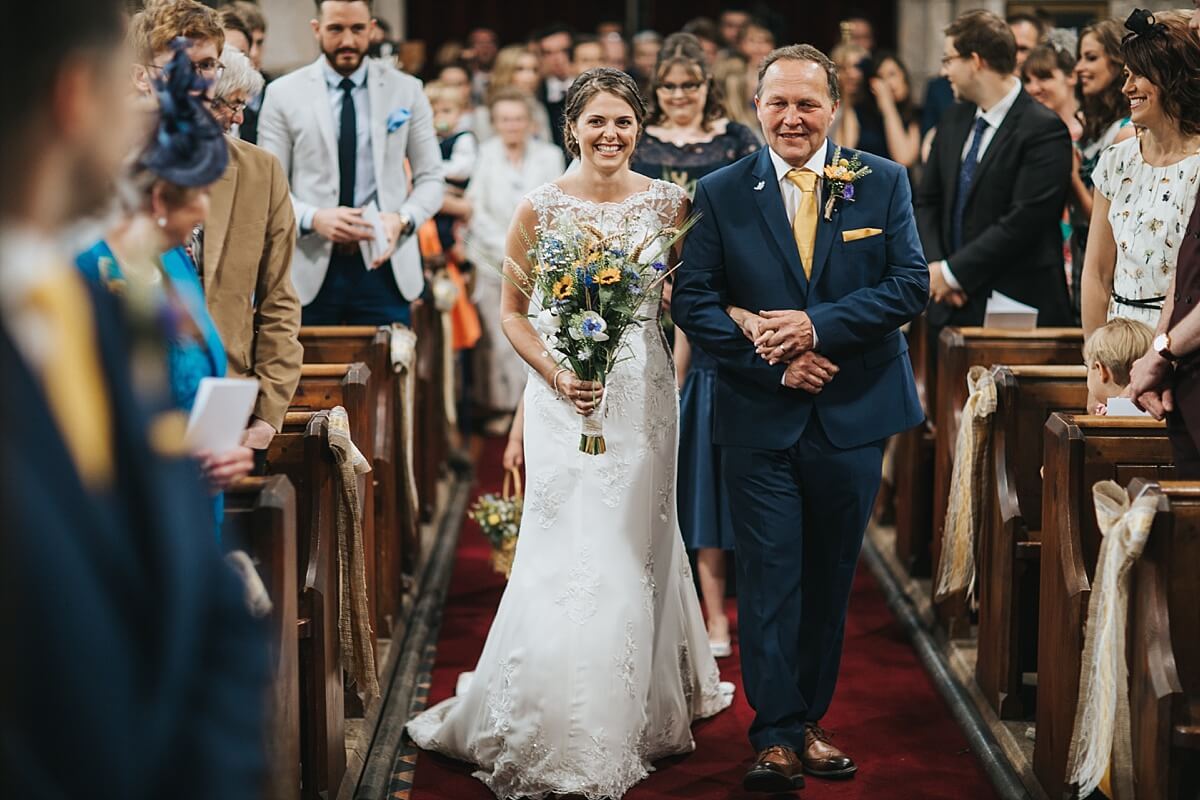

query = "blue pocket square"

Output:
[[387, 107, 411, 133]]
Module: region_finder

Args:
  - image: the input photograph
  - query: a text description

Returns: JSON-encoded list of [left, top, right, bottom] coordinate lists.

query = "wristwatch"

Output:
[[1153, 332, 1178, 363], [397, 213, 415, 238]]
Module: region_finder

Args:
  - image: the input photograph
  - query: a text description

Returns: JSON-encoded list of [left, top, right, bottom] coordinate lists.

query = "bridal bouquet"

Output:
[[505, 214, 697, 455]]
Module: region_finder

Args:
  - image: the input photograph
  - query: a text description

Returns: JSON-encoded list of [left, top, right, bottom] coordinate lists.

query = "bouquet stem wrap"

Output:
[[579, 385, 608, 455]]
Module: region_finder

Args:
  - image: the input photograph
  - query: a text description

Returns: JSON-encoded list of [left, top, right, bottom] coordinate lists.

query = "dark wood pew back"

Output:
[[976, 365, 1088, 718], [1128, 480, 1200, 800], [224, 475, 301, 800], [410, 300, 447, 523], [267, 411, 345, 800], [931, 327, 1083, 635], [1034, 414, 1174, 798], [300, 327, 408, 634]]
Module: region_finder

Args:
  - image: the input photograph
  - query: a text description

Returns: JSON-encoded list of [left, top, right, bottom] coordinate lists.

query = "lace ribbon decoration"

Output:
[[328, 405, 379, 701], [1065, 480, 1158, 800], [935, 366, 997, 600], [390, 324, 421, 561], [431, 272, 460, 427]]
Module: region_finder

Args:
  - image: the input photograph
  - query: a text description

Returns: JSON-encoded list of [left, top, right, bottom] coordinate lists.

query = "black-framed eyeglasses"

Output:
[[212, 96, 248, 115], [658, 81, 703, 94], [143, 58, 225, 80], [940, 53, 966, 66]]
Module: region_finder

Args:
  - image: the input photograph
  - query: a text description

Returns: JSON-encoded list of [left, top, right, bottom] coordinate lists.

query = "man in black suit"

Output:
[[916, 9, 1073, 329], [535, 23, 575, 156], [0, 2, 268, 797]]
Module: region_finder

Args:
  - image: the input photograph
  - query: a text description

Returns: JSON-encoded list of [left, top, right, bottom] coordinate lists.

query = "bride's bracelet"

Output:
[[550, 367, 570, 400]]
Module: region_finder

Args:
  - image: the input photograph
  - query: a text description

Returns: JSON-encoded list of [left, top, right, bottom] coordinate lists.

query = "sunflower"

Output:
[[597, 266, 622, 286], [553, 274, 575, 300]]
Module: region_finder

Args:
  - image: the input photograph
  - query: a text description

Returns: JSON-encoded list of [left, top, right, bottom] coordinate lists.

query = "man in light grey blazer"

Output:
[[258, 0, 443, 325]]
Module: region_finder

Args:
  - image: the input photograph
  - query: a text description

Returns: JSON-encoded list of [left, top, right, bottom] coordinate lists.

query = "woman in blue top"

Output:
[[78, 43, 253, 532]]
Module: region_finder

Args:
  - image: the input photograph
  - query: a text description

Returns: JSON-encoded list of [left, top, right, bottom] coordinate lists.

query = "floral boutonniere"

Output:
[[387, 107, 411, 133], [821, 146, 872, 220]]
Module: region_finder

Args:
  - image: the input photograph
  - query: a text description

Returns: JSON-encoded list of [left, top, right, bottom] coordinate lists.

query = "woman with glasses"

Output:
[[78, 45, 251, 535], [631, 32, 759, 661], [1080, 10, 1200, 342]]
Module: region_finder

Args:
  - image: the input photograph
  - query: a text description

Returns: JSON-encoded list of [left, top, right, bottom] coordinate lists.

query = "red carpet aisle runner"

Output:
[[408, 439, 998, 800]]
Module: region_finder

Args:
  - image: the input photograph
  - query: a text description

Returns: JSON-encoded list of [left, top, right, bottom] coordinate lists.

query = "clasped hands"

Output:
[[735, 308, 839, 394], [312, 206, 405, 268], [928, 260, 967, 307], [1124, 347, 1175, 420]]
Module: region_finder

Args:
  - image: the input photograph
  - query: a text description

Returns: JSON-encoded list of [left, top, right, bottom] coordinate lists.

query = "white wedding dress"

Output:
[[406, 180, 732, 799]]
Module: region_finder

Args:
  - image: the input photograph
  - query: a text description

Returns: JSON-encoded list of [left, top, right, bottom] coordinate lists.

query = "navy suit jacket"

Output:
[[673, 144, 928, 451], [0, 280, 268, 799]]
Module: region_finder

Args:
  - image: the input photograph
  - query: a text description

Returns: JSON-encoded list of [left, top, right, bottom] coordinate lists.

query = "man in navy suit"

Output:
[[674, 44, 928, 793], [0, 2, 268, 797]]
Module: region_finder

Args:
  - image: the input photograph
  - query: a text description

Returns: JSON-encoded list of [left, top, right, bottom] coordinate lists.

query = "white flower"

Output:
[[534, 308, 562, 336], [569, 311, 610, 342]]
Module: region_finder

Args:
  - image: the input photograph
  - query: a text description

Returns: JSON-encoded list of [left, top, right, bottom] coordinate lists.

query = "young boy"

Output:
[[1084, 317, 1154, 415]]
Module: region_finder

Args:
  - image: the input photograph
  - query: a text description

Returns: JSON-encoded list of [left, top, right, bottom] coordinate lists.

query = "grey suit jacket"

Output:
[[258, 57, 444, 304]]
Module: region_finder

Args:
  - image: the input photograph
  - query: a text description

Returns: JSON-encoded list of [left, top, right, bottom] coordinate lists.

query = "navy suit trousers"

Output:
[[721, 413, 883, 753], [302, 250, 411, 326]]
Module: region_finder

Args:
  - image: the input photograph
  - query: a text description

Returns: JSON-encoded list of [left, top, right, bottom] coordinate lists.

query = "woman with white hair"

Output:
[[210, 45, 264, 135]]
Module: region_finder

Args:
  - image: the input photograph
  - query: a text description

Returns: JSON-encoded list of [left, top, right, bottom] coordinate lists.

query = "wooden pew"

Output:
[[931, 327, 1083, 636], [291, 363, 378, 645], [224, 475, 301, 800], [1127, 479, 1200, 799], [300, 326, 409, 634], [411, 300, 447, 523], [893, 315, 936, 575], [267, 411, 345, 800], [976, 365, 1088, 719], [1033, 414, 1174, 799]]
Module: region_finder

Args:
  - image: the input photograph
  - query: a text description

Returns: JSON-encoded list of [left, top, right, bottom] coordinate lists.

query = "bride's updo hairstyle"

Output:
[[562, 67, 647, 159]]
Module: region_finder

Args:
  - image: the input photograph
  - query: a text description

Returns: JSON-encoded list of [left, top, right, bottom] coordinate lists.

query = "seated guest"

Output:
[[917, 9, 1074, 330], [0, 2, 268, 793], [1084, 316, 1153, 412], [1080, 10, 1200, 337], [79, 44, 253, 513]]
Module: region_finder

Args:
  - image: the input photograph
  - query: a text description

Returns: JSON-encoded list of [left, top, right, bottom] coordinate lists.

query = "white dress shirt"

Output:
[[766, 139, 827, 375], [943, 77, 1022, 289]]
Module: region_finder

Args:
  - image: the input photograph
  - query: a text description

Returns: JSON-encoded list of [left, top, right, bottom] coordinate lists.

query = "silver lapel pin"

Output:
[[753, 180, 765, 191]]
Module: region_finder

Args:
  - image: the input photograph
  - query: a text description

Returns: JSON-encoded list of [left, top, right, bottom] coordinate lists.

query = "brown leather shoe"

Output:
[[802, 724, 857, 778], [743, 745, 806, 793]]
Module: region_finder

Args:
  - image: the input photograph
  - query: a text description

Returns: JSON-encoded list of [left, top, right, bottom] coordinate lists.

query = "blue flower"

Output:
[[569, 311, 610, 342], [651, 261, 666, 272], [842, 184, 855, 201], [387, 107, 412, 133]]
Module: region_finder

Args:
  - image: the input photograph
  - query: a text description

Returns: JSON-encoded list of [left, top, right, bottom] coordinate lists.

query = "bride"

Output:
[[406, 67, 732, 799]]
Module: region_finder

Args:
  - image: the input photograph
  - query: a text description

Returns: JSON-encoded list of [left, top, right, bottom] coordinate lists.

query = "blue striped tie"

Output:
[[952, 116, 989, 252]]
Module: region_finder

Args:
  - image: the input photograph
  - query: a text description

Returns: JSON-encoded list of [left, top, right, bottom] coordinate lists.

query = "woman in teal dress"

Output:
[[77, 43, 253, 535]]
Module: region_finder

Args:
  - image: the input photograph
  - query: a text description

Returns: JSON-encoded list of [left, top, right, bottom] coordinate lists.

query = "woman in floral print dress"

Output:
[[1079, 10, 1200, 337]]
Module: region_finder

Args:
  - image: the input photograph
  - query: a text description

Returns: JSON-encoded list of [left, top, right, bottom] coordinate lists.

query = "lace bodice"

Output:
[[526, 180, 687, 247]]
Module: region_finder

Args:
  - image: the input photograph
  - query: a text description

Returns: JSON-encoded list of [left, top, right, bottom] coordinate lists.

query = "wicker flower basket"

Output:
[[469, 467, 523, 580]]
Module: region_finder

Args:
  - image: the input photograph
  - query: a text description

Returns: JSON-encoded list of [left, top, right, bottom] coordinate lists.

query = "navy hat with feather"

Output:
[[139, 39, 228, 187]]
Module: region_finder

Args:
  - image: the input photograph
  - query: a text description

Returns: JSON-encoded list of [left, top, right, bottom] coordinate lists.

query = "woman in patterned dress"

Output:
[[1080, 10, 1200, 344]]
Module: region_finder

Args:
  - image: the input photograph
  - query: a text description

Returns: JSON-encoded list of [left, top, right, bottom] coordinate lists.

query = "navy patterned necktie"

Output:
[[951, 116, 989, 252], [338, 77, 357, 208]]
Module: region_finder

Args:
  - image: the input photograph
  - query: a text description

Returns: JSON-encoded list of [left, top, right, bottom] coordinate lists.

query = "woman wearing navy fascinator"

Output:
[[77, 41, 250, 538]]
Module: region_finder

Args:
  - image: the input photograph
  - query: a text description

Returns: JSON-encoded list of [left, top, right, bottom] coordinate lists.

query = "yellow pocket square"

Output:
[[842, 227, 883, 242]]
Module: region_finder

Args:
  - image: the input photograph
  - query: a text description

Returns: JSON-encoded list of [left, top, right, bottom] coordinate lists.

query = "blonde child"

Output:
[[1084, 317, 1154, 414]]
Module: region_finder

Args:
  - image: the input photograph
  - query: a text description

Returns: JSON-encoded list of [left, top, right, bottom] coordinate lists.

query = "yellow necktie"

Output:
[[786, 168, 819, 278], [25, 269, 114, 489]]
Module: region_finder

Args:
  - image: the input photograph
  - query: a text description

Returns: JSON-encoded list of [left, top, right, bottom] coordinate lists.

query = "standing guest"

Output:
[[465, 88, 564, 428], [536, 24, 575, 155], [1008, 12, 1047, 73], [82, 43, 254, 505], [573, 34, 606, 74], [220, 0, 269, 143], [259, 0, 444, 326], [132, 1, 302, 454], [601, 30, 629, 70], [630, 29, 664, 91], [1022, 37, 1090, 319], [840, 14, 876, 53], [828, 43, 868, 149], [917, 10, 1074, 329], [682, 16, 722, 64], [738, 19, 777, 106], [471, 45, 552, 143], [860, 52, 921, 168], [1073, 18, 1135, 320], [0, 2, 268, 794], [465, 27, 499, 106], [718, 7, 751, 51], [714, 53, 761, 141], [1080, 10, 1200, 339], [632, 32, 759, 659], [437, 62, 473, 108]]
